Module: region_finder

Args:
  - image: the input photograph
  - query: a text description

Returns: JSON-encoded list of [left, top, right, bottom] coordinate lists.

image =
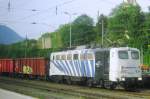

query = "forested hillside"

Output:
[[0, 25, 23, 44]]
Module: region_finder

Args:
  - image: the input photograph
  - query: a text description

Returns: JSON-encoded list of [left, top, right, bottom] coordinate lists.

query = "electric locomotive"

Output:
[[49, 47, 142, 89]]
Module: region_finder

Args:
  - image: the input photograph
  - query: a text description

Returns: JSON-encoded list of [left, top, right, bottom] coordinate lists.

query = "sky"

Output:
[[0, 0, 150, 39]]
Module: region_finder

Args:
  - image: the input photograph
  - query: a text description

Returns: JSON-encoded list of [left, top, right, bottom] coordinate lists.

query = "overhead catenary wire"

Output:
[[1, 0, 149, 32], [0, 0, 76, 20], [0, 0, 77, 27], [0, 6, 41, 12], [0, 0, 41, 21], [18, 0, 76, 21], [0, 20, 56, 28], [0, 0, 41, 12]]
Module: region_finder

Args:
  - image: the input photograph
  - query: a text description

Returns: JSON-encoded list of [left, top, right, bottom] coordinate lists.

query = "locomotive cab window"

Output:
[[131, 51, 139, 59], [80, 54, 85, 60], [73, 54, 78, 60], [86, 53, 94, 60], [67, 54, 72, 60], [56, 55, 61, 60], [118, 51, 128, 59], [61, 55, 66, 60]]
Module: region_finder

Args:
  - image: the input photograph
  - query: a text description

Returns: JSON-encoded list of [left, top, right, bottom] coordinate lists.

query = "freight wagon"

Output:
[[14, 58, 48, 78], [0, 58, 48, 78], [0, 59, 14, 76]]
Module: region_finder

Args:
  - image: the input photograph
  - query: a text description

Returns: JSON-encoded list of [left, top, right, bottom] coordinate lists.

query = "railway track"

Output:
[[0, 77, 149, 99]]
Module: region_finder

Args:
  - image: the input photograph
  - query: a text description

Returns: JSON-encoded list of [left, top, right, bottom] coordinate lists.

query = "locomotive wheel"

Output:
[[104, 81, 109, 89], [87, 79, 93, 87], [104, 81, 117, 89], [100, 80, 105, 88], [64, 77, 72, 85], [66, 80, 72, 85], [110, 83, 117, 90]]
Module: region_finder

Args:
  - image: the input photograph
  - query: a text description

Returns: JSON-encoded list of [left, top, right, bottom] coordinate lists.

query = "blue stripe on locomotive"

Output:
[[56, 60, 68, 75], [64, 60, 72, 76], [74, 60, 80, 76], [50, 50, 95, 77], [52, 60, 95, 77], [69, 60, 76, 76], [80, 61, 85, 77], [90, 60, 95, 77], [85, 60, 91, 77], [52, 60, 64, 72], [61, 60, 69, 75]]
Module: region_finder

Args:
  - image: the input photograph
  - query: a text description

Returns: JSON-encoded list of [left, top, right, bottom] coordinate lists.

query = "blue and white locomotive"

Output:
[[49, 47, 142, 89]]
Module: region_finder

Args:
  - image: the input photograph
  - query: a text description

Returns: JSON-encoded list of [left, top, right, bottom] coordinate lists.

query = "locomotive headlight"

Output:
[[121, 78, 125, 81], [138, 77, 142, 81]]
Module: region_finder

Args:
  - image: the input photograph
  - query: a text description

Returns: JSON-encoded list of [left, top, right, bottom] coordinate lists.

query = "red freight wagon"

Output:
[[0, 59, 14, 74], [14, 58, 48, 77]]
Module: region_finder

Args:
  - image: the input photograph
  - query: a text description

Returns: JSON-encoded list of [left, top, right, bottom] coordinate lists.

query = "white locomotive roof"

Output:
[[51, 47, 139, 55]]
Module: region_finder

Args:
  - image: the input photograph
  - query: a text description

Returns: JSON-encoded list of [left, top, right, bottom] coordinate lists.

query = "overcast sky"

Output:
[[0, 0, 150, 39]]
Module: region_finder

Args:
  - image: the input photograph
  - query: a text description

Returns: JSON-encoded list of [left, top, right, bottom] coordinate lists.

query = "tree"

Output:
[[56, 14, 96, 47], [57, 24, 70, 47], [107, 3, 145, 47], [142, 7, 150, 66], [49, 32, 62, 48], [143, 10, 150, 48], [72, 14, 96, 45]]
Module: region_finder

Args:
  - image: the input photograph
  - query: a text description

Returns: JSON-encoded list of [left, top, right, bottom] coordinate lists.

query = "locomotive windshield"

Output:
[[118, 51, 128, 59], [131, 51, 139, 59]]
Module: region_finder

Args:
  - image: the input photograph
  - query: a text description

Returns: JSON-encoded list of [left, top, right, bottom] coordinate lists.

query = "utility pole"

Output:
[[69, 20, 72, 48], [97, 12, 104, 47], [8, 0, 10, 11], [102, 18, 104, 47], [25, 33, 28, 58], [41, 32, 45, 49], [64, 12, 77, 48]]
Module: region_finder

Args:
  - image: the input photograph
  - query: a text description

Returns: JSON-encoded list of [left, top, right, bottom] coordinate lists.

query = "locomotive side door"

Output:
[[95, 51, 110, 81], [95, 51, 105, 81]]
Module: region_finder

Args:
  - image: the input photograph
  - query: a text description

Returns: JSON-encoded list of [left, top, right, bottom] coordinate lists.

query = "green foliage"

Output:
[[143, 12, 150, 50], [73, 14, 94, 26], [50, 32, 62, 48], [142, 11, 150, 66], [107, 3, 150, 65], [107, 4, 145, 47], [55, 14, 96, 47], [57, 24, 70, 47], [72, 14, 96, 45], [144, 52, 150, 66], [0, 40, 52, 59]]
